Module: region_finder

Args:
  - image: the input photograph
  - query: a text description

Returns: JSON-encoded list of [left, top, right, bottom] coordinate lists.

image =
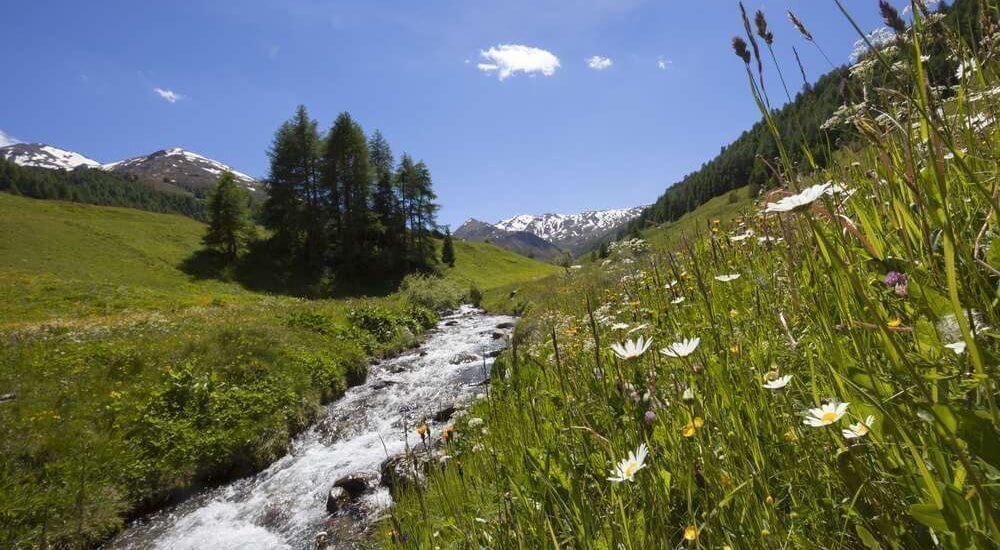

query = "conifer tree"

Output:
[[262, 105, 322, 268], [441, 227, 455, 267], [321, 112, 373, 270], [203, 172, 253, 261]]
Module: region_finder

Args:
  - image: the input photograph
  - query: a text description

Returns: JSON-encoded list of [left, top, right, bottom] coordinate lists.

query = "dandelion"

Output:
[[803, 401, 849, 427], [887, 318, 902, 328], [683, 525, 698, 541], [763, 374, 793, 389], [661, 337, 700, 358], [715, 273, 741, 282], [416, 423, 429, 436], [682, 417, 705, 437], [764, 182, 837, 213], [607, 443, 648, 483], [842, 415, 875, 439], [611, 336, 653, 360]]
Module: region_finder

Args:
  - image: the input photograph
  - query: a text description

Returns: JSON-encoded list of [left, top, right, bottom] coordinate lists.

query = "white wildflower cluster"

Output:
[[849, 27, 897, 64], [821, 102, 868, 130], [608, 238, 649, 257]]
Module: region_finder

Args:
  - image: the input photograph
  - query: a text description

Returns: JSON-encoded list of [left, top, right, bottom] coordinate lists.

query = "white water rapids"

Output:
[[109, 306, 514, 549]]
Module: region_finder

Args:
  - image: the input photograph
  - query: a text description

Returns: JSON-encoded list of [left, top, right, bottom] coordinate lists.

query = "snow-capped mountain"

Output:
[[454, 219, 564, 261], [1, 142, 260, 197], [106, 147, 259, 195], [0, 143, 103, 171], [494, 206, 646, 253]]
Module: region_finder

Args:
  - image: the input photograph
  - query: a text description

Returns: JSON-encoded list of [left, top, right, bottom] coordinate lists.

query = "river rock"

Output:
[[433, 405, 458, 422], [491, 331, 504, 340], [496, 322, 514, 329], [380, 451, 432, 491], [334, 475, 370, 498], [326, 486, 351, 514], [444, 320, 459, 326], [449, 352, 478, 365], [370, 379, 396, 391]]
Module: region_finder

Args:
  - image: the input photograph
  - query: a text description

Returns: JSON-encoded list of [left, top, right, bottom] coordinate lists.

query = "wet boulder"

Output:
[[433, 405, 458, 422], [333, 475, 370, 498], [326, 486, 351, 514], [380, 451, 432, 491], [444, 320, 459, 326], [449, 352, 478, 365], [496, 322, 514, 329], [491, 332, 504, 340]]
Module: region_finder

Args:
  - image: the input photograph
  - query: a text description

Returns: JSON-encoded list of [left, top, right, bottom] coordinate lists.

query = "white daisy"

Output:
[[730, 230, 754, 242], [607, 443, 648, 483], [670, 296, 686, 305], [714, 274, 741, 282], [944, 341, 966, 354], [762, 374, 793, 389], [803, 401, 850, 427], [842, 415, 875, 439], [610, 323, 630, 331], [627, 323, 649, 334], [764, 182, 839, 213], [610, 336, 652, 361], [660, 337, 700, 358]]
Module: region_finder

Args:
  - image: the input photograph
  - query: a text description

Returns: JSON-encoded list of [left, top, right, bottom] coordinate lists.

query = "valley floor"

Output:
[[0, 193, 557, 547]]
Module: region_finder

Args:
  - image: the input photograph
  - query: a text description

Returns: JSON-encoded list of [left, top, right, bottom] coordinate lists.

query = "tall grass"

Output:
[[386, 2, 998, 547]]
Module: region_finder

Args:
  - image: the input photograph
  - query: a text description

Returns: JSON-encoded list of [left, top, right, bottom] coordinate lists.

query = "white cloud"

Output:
[[477, 44, 560, 80], [586, 55, 613, 70], [154, 87, 184, 103], [657, 57, 672, 70], [0, 129, 19, 147]]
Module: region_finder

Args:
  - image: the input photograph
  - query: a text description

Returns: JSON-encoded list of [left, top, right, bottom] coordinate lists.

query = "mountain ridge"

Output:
[[0, 142, 260, 197]]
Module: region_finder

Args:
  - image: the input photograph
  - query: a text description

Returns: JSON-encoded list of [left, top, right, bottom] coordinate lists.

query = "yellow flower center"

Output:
[[684, 525, 698, 541], [623, 462, 636, 477], [820, 411, 838, 424]]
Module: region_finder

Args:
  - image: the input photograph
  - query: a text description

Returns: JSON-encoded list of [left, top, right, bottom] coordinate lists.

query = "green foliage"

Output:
[[468, 282, 483, 308], [399, 273, 464, 312], [260, 106, 441, 283]]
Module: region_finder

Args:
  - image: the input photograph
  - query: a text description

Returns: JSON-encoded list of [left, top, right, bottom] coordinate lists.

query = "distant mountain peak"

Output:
[[494, 205, 645, 254], [105, 147, 259, 194], [0, 143, 103, 171]]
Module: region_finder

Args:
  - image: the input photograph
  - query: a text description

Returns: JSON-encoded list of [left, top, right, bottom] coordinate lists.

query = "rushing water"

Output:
[[110, 305, 514, 549]]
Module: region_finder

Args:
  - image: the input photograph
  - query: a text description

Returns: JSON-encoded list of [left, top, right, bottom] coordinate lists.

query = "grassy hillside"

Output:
[[0, 192, 557, 547], [385, 9, 999, 548], [442, 239, 561, 290], [642, 185, 753, 251], [0, 193, 255, 325], [0, 193, 555, 327]]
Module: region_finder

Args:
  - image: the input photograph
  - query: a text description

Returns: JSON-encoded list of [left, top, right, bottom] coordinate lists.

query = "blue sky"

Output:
[[1, 0, 899, 228]]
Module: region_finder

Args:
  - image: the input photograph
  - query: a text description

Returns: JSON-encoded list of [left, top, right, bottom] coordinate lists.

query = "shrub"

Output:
[[399, 274, 463, 311], [468, 283, 483, 308]]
